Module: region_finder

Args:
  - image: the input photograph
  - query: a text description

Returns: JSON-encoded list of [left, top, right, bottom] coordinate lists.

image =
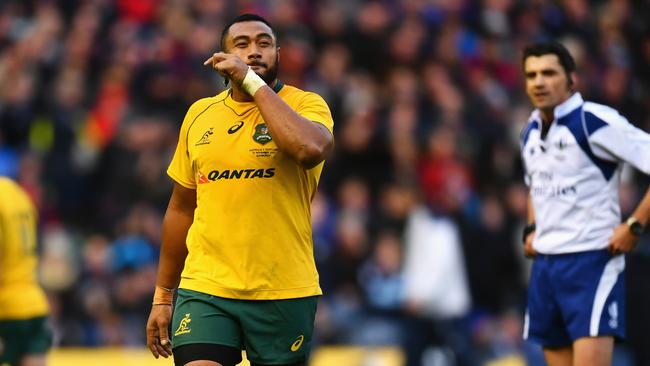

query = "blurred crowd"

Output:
[[1, 0, 649, 365]]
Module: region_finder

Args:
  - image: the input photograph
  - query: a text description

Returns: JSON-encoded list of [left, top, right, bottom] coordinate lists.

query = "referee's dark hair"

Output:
[[220, 13, 277, 52], [522, 42, 576, 86]]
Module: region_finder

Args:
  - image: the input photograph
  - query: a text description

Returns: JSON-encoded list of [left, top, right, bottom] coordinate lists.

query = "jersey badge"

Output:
[[174, 313, 192, 336], [196, 128, 214, 146], [253, 123, 272, 145]]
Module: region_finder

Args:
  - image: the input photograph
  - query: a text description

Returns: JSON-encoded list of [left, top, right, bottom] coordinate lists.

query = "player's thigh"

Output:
[[171, 289, 243, 352], [19, 354, 47, 366], [525, 256, 572, 347], [554, 251, 625, 341], [0, 316, 50, 365], [573, 336, 613, 366], [23, 316, 51, 356], [543, 346, 573, 366], [239, 296, 318, 365], [174, 343, 242, 366]]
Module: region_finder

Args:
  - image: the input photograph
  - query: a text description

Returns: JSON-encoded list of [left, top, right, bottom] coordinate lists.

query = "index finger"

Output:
[[203, 52, 227, 66]]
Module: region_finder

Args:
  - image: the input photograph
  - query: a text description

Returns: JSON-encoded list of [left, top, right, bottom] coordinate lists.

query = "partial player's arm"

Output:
[[609, 186, 650, 255], [585, 106, 650, 254], [205, 52, 334, 168], [252, 86, 333, 168], [146, 183, 196, 359], [523, 193, 537, 257]]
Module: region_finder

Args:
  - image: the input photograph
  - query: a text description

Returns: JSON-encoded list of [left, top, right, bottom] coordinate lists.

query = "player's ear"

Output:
[[567, 72, 576, 89]]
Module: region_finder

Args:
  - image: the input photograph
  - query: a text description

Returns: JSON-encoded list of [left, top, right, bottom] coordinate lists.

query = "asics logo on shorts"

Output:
[[175, 313, 192, 336], [608, 302, 618, 329], [290, 335, 304, 352]]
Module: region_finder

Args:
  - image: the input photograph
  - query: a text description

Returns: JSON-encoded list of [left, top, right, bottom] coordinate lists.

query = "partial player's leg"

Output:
[[171, 289, 245, 366], [174, 344, 242, 366], [238, 296, 318, 365], [185, 362, 221, 366], [543, 346, 572, 366], [554, 251, 624, 366], [572, 336, 613, 366], [19, 355, 48, 366], [525, 256, 573, 363]]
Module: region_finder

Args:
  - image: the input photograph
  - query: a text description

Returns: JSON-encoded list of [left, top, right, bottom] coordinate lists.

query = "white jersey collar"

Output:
[[553, 92, 583, 119]]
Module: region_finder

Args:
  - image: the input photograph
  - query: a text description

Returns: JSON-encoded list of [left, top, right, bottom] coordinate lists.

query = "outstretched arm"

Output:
[[146, 183, 196, 358]]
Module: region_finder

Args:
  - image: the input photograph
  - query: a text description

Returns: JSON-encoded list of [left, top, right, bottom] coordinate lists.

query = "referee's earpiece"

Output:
[[567, 73, 576, 89]]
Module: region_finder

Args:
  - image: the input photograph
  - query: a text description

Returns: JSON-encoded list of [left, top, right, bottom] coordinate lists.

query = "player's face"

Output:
[[524, 54, 573, 112], [225, 21, 279, 84]]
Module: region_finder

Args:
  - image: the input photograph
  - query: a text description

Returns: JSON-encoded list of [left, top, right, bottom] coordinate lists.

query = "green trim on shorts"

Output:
[[0, 316, 51, 365], [172, 289, 318, 364]]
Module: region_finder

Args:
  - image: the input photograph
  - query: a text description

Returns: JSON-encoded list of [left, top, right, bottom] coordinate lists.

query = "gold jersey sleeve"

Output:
[[0, 177, 49, 319], [167, 84, 333, 300]]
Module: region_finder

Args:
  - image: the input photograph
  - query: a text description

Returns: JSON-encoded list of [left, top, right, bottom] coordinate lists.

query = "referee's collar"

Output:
[[553, 92, 583, 119]]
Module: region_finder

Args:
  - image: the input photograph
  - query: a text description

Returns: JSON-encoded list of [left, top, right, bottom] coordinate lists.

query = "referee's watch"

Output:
[[626, 217, 645, 236], [522, 222, 536, 242]]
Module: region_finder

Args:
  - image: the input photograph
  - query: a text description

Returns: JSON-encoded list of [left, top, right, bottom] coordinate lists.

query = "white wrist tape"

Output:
[[241, 67, 266, 96]]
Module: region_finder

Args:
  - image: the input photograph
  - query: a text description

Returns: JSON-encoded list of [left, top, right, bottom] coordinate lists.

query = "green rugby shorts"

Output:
[[171, 288, 318, 364], [0, 316, 51, 365]]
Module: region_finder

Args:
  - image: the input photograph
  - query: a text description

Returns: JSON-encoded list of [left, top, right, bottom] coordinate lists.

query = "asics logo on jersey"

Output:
[[228, 121, 244, 134], [253, 123, 272, 145], [205, 168, 275, 181], [174, 313, 192, 336], [196, 128, 214, 145], [290, 335, 304, 352]]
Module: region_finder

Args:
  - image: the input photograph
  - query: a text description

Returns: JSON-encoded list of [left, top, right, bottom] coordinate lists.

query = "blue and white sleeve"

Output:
[[585, 103, 650, 175]]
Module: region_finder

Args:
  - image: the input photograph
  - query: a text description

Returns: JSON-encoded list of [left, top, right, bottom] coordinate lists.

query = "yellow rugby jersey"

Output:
[[0, 177, 49, 319], [168, 82, 333, 300]]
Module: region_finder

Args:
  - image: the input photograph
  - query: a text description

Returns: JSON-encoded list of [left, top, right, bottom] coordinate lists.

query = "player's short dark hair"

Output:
[[220, 13, 277, 51], [522, 42, 576, 83]]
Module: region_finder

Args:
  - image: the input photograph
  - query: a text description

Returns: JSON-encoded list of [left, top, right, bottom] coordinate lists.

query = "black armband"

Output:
[[522, 222, 536, 243]]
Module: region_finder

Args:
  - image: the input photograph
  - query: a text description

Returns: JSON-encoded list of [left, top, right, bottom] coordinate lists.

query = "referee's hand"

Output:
[[523, 231, 537, 258], [146, 305, 173, 358], [608, 223, 637, 256]]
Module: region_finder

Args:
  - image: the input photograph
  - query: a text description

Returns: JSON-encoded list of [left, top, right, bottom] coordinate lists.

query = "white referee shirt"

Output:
[[521, 92, 650, 254]]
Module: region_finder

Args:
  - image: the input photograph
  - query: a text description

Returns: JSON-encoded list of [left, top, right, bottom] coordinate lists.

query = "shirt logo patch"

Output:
[[196, 128, 214, 146], [174, 313, 192, 336], [198, 171, 209, 184], [253, 123, 272, 145], [228, 121, 244, 134], [608, 302, 618, 329], [290, 335, 304, 352]]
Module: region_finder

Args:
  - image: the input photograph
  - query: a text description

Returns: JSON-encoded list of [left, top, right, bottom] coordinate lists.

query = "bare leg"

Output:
[[20, 354, 47, 366], [186, 361, 223, 366], [573, 336, 613, 366], [543, 346, 573, 366]]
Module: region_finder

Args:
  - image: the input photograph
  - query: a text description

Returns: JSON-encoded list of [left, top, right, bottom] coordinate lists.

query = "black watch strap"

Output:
[[627, 217, 645, 236], [522, 222, 536, 243]]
